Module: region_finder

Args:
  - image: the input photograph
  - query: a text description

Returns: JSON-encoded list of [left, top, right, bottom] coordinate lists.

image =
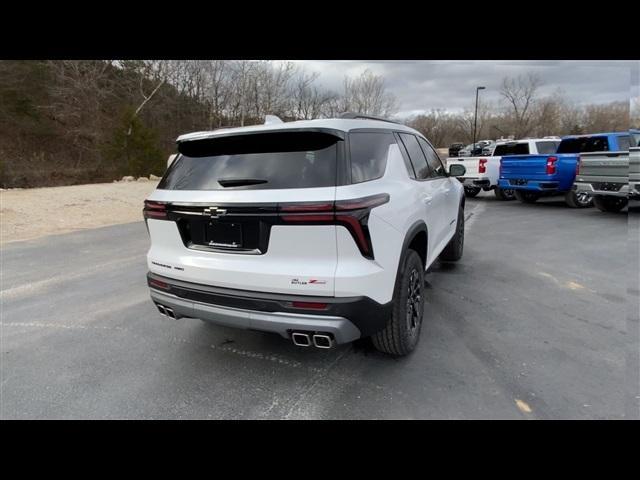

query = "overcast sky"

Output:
[[289, 60, 639, 120]]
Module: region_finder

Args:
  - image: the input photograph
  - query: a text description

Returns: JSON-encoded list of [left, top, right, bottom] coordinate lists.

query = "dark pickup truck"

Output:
[[498, 132, 633, 208]]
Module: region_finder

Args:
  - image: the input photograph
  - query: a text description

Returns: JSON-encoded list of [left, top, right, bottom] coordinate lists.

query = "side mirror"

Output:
[[449, 164, 466, 177]]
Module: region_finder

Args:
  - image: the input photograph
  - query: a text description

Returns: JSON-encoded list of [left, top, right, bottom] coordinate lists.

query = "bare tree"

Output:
[[342, 69, 397, 117], [500, 72, 542, 138]]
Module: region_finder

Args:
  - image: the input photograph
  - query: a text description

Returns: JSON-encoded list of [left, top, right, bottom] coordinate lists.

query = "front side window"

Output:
[[398, 133, 430, 179], [158, 131, 340, 190], [418, 137, 446, 178], [349, 131, 396, 183]]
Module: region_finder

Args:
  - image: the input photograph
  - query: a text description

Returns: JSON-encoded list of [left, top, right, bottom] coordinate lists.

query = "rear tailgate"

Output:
[[500, 154, 549, 178], [447, 156, 480, 177], [577, 152, 629, 183]]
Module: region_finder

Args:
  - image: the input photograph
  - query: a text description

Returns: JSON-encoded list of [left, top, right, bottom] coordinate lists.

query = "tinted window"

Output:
[[633, 133, 640, 147], [349, 132, 396, 183], [398, 133, 430, 179], [557, 136, 610, 154], [418, 137, 446, 178], [535, 141, 560, 154], [159, 132, 339, 190], [493, 143, 530, 156], [616, 135, 630, 151]]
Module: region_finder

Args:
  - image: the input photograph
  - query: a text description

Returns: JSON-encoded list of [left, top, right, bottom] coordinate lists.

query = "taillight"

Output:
[[478, 158, 487, 174], [279, 193, 390, 259], [546, 156, 558, 175], [143, 200, 168, 219]]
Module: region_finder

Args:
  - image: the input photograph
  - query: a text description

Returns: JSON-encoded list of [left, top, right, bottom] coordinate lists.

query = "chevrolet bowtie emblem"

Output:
[[203, 207, 227, 218]]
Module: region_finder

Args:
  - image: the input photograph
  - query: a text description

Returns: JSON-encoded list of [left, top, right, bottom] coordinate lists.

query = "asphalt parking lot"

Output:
[[1, 192, 638, 419]]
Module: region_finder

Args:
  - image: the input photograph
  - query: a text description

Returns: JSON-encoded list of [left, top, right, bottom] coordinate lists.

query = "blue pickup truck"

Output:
[[498, 132, 632, 208]]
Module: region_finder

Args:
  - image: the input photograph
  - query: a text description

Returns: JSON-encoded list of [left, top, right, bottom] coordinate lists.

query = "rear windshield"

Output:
[[493, 143, 530, 156], [616, 135, 630, 151], [159, 132, 340, 190], [556, 136, 610, 154]]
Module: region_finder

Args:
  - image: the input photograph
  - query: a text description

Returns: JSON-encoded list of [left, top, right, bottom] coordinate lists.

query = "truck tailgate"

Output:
[[447, 157, 480, 177], [500, 154, 549, 177], [577, 152, 628, 182]]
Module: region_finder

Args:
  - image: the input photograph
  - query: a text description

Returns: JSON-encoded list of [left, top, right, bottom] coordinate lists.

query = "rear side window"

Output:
[[535, 141, 560, 154], [349, 132, 396, 183], [616, 135, 630, 151], [493, 143, 530, 156], [398, 133, 430, 179], [633, 133, 640, 147], [418, 137, 446, 178], [159, 132, 340, 190], [557, 136, 610, 154]]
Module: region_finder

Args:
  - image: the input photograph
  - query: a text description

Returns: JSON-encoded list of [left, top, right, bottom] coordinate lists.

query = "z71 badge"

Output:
[[290, 278, 327, 285]]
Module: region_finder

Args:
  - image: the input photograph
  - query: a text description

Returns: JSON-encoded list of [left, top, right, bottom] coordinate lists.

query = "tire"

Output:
[[464, 186, 481, 198], [494, 187, 515, 201], [439, 205, 464, 262], [514, 190, 540, 204], [564, 190, 593, 208], [593, 195, 627, 212], [372, 250, 425, 356]]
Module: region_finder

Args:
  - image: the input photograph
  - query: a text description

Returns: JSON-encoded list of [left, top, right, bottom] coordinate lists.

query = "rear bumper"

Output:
[[574, 181, 629, 198], [460, 177, 492, 188], [498, 179, 560, 192], [147, 272, 392, 343]]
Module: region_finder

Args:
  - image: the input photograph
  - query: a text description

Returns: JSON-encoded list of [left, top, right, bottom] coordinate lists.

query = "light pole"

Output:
[[472, 86, 486, 154]]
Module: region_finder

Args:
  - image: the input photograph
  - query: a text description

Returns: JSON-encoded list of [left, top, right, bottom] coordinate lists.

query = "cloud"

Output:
[[289, 60, 637, 119]]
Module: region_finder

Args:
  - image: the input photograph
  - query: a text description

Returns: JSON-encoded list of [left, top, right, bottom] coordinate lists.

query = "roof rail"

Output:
[[338, 112, 403, 125]]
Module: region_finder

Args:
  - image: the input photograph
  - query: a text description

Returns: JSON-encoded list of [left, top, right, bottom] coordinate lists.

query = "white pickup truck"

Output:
[[446, 137, 561, 200]]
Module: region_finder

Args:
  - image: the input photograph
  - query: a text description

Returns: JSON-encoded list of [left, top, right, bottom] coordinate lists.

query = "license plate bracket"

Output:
[[205, 221, 243, 248]]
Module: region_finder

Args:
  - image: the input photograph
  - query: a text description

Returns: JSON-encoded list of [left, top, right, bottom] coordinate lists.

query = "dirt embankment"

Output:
[[1, 180, 159, 245]]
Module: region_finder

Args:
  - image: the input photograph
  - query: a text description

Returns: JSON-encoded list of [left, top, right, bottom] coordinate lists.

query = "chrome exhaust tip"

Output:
[[164, 307, 176, 319], [312, 334, 334, 349], [291, 332, 311, 347], [156, 304, 167, 316]]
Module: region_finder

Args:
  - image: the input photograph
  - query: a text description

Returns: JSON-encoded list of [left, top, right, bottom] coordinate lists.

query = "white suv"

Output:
[[144, 113, 466, 356]]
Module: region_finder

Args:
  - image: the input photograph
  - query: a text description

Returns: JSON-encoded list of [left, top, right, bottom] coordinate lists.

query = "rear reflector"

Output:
[[149, 278, 170, 290], [290, 301, 328, 310], [478, 158, 487, 174]]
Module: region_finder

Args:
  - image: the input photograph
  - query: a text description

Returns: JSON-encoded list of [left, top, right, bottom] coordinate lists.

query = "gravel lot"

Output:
[[1, 191, 638, 419], [0, 180, 158, 245]]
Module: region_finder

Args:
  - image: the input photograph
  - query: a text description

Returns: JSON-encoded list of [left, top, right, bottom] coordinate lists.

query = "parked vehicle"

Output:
[[498, 132, 631, 208], [630, 130, 640, 199], [448, 142, 465, 157], [446, 137, 561, 199], [573, 129, 640, 212], [458, 140, 493, 157], [144, 113, 466, 356]]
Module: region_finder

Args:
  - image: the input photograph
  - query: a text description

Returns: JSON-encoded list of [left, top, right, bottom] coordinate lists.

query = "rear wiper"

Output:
[[218, 178, 268, 187]]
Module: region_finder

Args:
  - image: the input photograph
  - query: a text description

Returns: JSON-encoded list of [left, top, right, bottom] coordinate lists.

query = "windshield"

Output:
[[158, 131, 340, 190]]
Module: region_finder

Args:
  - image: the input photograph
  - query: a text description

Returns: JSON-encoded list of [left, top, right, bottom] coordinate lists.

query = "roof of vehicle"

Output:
[[176, 117, 419, 143], [561, 131, 629, 139], [496, 137, 561, 145]]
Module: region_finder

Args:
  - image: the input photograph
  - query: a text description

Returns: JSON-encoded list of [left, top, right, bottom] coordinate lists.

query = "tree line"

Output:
[[0, 61, 632, 188]]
